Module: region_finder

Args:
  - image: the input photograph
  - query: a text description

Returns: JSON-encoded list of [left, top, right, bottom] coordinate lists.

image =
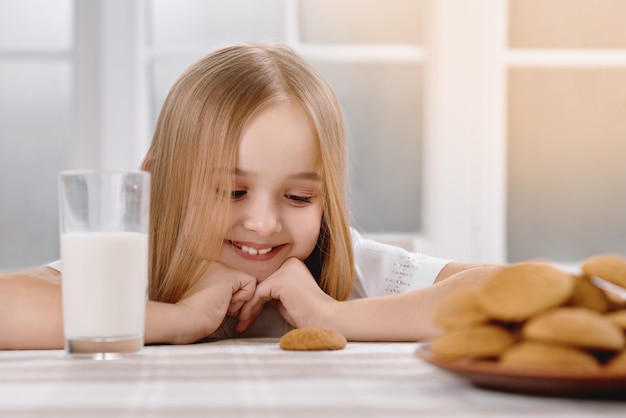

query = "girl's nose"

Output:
[[242, 196, 282, 236]]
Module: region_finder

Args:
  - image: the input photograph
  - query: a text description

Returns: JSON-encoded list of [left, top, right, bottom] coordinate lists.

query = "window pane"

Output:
[[299, 0, 425, 44], [507, 68, 626, 263], [0, 62, 71, 269], [312, 61, 423, 233], [0, 0, 72, 50], [509, 0, 626, 48], [150, 0, 286, 47]]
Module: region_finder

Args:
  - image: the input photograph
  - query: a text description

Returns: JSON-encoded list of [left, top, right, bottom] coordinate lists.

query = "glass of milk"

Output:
[[58, 170, 150, 359]]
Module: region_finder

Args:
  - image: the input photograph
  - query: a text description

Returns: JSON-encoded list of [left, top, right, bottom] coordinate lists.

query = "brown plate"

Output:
[[416, 345, 626, 399]]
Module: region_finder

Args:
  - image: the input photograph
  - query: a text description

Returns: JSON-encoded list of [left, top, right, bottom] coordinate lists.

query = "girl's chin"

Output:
[[225, 262, 278, 283], [249, 265, 280, 282], [254, 272, 272, 283]]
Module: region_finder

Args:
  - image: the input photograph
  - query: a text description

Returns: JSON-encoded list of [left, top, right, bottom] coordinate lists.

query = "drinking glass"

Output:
[[58, 170, 150, 359]]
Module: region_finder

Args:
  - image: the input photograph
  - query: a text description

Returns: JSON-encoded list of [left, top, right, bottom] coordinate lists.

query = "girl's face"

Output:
[[217, 100, 323, 281]]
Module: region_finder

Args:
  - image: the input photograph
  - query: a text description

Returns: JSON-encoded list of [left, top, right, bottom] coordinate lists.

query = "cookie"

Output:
[[606, 350, 626, 372], [500, 341, 600, 371], [605, 310, 626, 330], [430, 324, 515, 360], [581, 254, 626, 289], [601, 288, 626, 311], [522, 307, 625, 351], [279, 327, 347, 351], [477, 263, 575, 322], [568, 274, 609, 313], [432, 287, 490, 330]]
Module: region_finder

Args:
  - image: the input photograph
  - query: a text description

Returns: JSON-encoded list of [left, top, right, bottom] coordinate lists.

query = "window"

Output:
[[2, 0, 625, 270]]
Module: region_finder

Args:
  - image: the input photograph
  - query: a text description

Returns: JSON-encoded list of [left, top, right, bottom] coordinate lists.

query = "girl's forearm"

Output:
[[0, 267, 192, 348], [328, 291, 442, 342], [144, 300, 193, 345], [328, 264, 499, 342], [0, 268, 65, 350]]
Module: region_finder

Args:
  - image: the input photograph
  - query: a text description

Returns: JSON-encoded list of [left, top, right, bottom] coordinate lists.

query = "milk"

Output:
[[61, 232, 148, 340]]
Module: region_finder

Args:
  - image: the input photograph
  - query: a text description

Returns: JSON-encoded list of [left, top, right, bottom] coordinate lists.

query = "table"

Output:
[[0, 339, 624, 417]]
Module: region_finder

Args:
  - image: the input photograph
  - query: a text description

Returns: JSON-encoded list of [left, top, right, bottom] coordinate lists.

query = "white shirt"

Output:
[[349, 228, 451, 299], [48, 228, 451, 339]]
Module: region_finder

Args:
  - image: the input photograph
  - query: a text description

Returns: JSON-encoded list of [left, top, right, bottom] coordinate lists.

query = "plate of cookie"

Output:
[[418, 254, 626, 399], [416, 345, 626, 398]]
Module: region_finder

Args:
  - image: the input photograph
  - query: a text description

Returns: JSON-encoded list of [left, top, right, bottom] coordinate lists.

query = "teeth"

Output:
[[239, 244, 273, 256]]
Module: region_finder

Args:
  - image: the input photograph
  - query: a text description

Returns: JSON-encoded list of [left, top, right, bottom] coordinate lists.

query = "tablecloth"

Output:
[[0, 339, 624, 417]]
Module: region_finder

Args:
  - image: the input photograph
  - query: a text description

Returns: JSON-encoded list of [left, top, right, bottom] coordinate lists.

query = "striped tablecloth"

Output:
[[0, 339, 624, 417]]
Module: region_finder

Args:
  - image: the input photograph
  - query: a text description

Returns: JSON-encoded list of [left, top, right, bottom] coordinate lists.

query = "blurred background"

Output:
[[1, 0, 625, 270]]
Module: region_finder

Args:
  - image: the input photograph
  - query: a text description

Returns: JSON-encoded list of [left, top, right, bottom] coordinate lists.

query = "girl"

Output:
[[0, 42, 496, 350]]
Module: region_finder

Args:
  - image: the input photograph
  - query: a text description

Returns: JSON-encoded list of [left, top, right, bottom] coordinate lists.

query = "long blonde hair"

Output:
[[143, 42, 354, 303]]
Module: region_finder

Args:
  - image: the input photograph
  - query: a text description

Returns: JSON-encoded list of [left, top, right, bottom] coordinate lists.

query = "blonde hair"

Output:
[[143, 42, 354, 303]]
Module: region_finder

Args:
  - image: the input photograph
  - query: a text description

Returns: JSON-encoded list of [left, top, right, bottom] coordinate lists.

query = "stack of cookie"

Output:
[[431, 254, 626, 372]]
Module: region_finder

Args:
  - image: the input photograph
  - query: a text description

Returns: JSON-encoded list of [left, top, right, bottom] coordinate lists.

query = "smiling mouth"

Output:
[[229, 241, 275, 256]]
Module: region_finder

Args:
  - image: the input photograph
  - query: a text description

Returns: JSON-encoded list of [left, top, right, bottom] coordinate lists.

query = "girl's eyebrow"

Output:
[[234, 168, 321, 182], [289, 172, 322, 182]]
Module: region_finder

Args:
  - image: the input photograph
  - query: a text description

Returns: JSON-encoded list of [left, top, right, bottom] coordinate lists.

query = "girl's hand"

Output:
[[171, 261, 257, 344], [235, 257, 337, 333]]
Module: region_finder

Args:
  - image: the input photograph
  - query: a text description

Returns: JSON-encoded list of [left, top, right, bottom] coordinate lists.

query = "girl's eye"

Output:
[[231, 190, 246, 200], [286, 194, 313, 205]]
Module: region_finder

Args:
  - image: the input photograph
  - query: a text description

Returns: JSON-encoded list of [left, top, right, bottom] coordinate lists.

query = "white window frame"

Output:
[[73, 0, 149, 171], [417, 0, 507, 262]]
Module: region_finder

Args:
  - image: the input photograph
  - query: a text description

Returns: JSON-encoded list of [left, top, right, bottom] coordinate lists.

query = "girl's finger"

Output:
[[235, 302, 265, 333], [231, 274, 256, 303], [227, 300, 244, 317], [237, 288, 269, 326]]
